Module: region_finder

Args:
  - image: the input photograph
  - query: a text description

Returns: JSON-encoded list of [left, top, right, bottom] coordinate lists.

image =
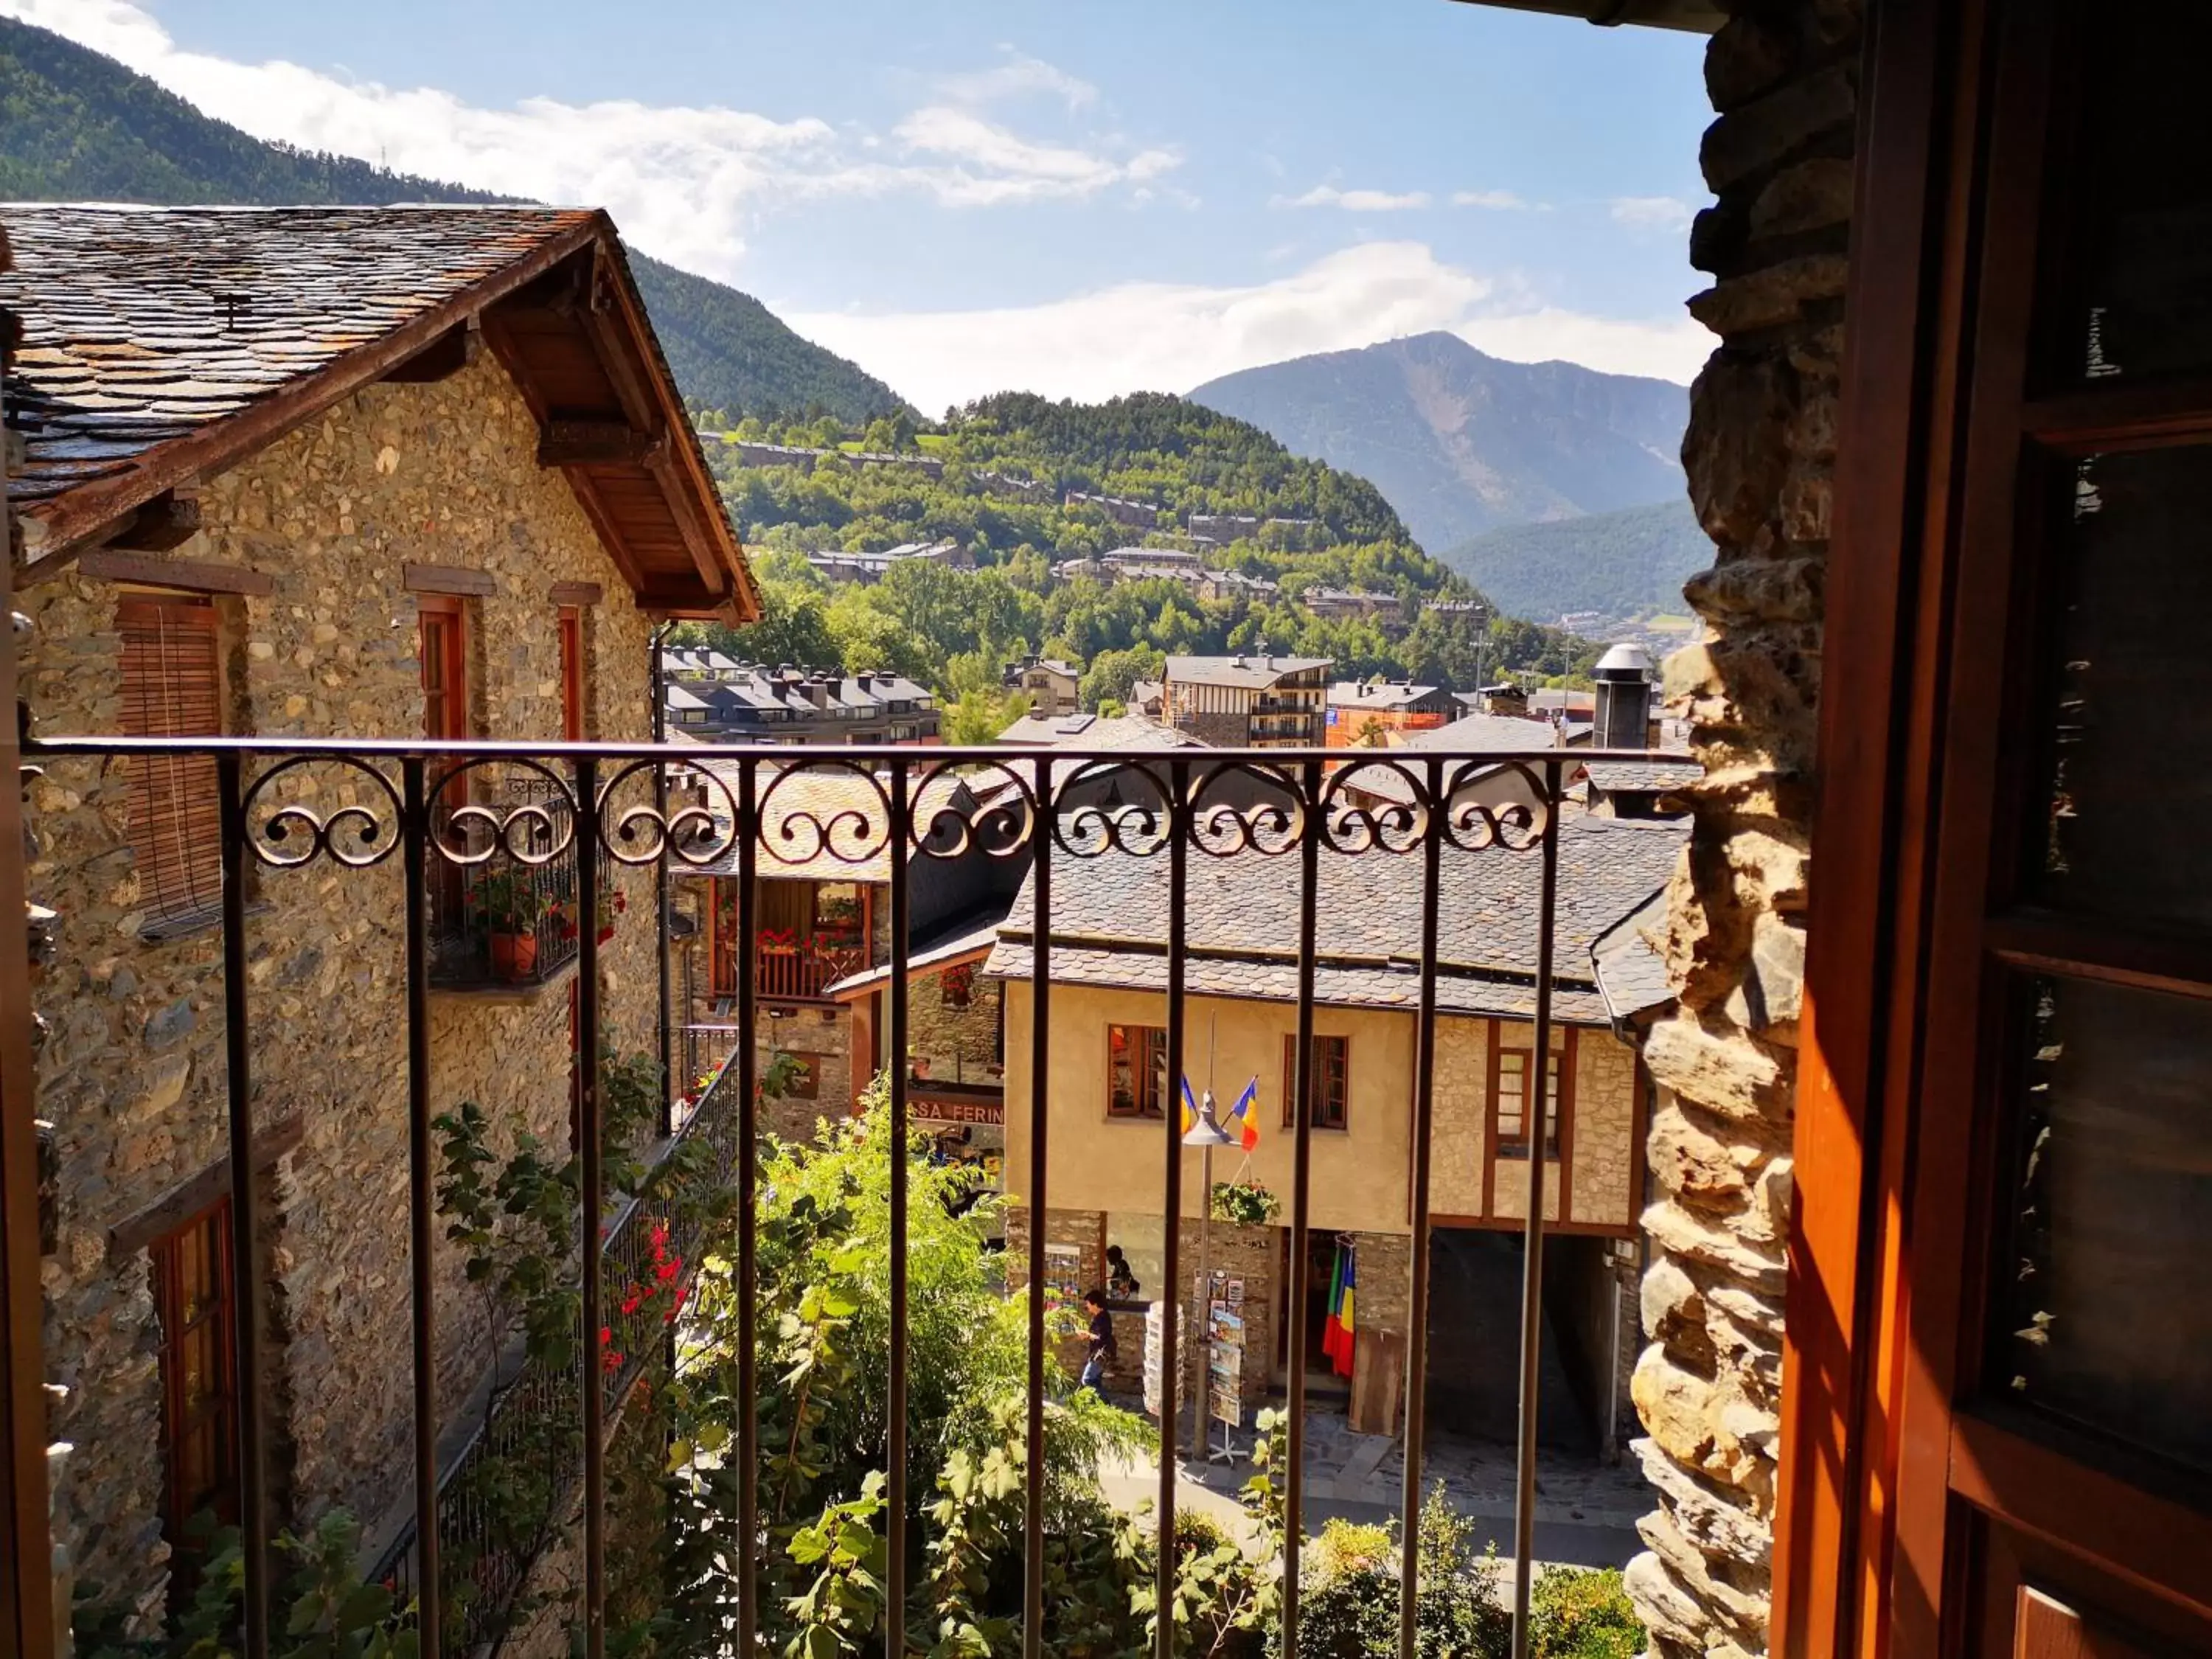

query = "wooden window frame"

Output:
[[1106, 1023, 1168, 1120], [418, 592, 471, 743], [1777, 3, 2212, 1651], [151, 1197, 240, 1562], [119, 593, 224, 932], [558, 604, 587, 743], [1491, 1044, 1562, 1161], [1281, 1032, 1349, 1132]]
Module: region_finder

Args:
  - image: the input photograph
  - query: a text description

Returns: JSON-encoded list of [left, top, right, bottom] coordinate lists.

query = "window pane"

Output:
[[2034, 447, 2212, 926], [2060, 7, 2212, 383], [1992, 975, 2212, 1478]]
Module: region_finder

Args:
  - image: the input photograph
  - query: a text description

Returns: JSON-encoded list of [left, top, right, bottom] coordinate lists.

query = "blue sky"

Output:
[[15, 0, 1716, 411]]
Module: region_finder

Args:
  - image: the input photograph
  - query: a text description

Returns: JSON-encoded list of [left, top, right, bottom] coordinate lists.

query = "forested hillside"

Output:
[[0, 15, 910, 421], [1440, 496, 1709, 623], [685, 397, 1596, 737]]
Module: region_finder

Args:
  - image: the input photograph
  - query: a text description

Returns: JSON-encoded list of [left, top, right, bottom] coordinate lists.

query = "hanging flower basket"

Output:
[[1210, 1179, 1280, 1227]]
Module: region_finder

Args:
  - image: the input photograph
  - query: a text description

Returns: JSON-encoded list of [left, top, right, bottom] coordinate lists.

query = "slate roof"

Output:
[[1392, 714, 1559, 754], [984, 814, 1687, 1025], [1329, 680, 1442, 712], [1581, 757, 1705, 794], [1591, 889, 1675, 1025], [1166, 654, 1332, 689], [0, 204, 591, 515], [0, 204, 755, 616]]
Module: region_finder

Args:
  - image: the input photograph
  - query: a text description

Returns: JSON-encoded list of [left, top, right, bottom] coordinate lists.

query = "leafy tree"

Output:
[[1079, 644, 1166, 712]]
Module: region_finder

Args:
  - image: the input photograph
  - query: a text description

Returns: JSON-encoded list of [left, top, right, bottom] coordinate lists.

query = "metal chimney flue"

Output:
[[1592, 642, 1655, 748]]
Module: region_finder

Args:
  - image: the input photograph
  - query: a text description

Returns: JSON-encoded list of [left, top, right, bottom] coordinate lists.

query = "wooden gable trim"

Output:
[[79, 549, 272, 597], [16, 217, 602, 576], [1481, 1017, 1500, 1219], [403, 563, 495, 598], [108, 1116, 306, 1257], [1557, 1026, 1578, 1220]]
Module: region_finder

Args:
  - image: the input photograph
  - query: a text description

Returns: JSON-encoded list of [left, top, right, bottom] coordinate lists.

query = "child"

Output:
[[1079, 1288, 1115, 1394]]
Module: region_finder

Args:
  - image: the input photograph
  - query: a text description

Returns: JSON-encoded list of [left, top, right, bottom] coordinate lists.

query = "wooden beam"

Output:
[[549, 580, 604, 606], [403, 563, 495, 598], [646, 445, 728, 597], [105, 489, 202, 553], [537, 420, 665, 467], [78, 549, 273, 597], [108, 1116, 306, 1257], [382, 321, 481, 384]]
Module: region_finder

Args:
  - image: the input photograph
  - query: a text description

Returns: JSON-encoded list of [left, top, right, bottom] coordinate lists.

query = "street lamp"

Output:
[[1182, 1088, 1236, 1458]]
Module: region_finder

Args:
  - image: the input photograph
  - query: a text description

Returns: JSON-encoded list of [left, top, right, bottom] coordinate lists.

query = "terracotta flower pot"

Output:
[[492, 931, 538, 981]]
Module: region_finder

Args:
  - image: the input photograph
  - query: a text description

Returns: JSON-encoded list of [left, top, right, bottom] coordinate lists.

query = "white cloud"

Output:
[[1452, 189, 1537, 210], [936, 50, 1097, 111], [1610, 195, 1697, 232], [0, 0, 1174, 279], [786, 240, 1709, 412], [890, 107, 1178, 206], [1278, 184, 1432, 212]]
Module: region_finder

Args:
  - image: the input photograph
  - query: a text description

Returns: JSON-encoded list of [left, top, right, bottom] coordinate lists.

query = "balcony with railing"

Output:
[[19, 732, 1667, 1659], [427, 770, 618, 993]]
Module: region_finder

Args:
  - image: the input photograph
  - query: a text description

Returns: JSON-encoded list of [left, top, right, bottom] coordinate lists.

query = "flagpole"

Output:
[[1193, 1138, 1212, 1455]]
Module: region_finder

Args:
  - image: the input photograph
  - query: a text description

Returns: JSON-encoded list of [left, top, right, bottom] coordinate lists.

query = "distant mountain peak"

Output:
[[1189, 333, 1688, 559]]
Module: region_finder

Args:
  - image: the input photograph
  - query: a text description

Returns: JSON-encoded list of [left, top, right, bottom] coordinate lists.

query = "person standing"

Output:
[[1080, 1288, 1116, 1394], [1105, 1245, 1141, 1300]]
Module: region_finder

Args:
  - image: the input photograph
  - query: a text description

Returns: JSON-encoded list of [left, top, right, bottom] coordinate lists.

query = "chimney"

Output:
[[857, 672, 874, 692], [1592, 642, 1655, 748]]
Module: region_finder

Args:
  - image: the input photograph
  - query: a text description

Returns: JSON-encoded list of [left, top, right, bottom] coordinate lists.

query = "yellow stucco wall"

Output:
[[999, 981, 1643, 1239]]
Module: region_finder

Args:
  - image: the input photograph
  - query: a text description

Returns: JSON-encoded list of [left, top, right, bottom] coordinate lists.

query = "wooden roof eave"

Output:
[[13, 217, 606, 580], [594, 237, 759, 623]]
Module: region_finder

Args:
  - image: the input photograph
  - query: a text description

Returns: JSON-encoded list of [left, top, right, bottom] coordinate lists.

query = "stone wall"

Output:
[[1626, 0, 1859, 1652], [24, 350, 662, 1617], [754, 1003, 854, 1144], [908, 968, 1001, 1089]]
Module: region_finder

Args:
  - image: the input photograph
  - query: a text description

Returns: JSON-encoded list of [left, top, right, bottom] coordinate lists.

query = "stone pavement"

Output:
[[1098, 1401, 1652, 1572]]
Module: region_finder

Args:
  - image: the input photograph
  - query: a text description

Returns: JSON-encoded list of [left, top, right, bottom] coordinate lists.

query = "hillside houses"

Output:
[[661, 652, 940, 744]]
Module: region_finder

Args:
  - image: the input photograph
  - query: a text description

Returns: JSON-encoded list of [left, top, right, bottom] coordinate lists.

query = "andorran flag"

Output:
[[1321, 1239, 1357, 1378], [1180, 1075, 1199, 1135], [1227, 1077, 1261, 1152]]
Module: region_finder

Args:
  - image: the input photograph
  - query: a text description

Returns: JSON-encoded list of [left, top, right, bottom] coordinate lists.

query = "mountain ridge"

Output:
[[0, 13, 912, 422], [1189, 330, 1690, 554]]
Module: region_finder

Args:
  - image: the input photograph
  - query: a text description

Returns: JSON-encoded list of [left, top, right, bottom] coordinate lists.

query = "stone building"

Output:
[[985, 813, 1683, 1450], [669, 761, 1024, 1147], [0, 204, 752, 1621], [1161, 652, 1331, 748]]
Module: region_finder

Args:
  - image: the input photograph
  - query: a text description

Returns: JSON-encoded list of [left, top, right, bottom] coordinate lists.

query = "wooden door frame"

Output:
[[1778, 1, 2212, 1652], [0, 226, 59, 1659], [1774, 0, 1994, 1652]]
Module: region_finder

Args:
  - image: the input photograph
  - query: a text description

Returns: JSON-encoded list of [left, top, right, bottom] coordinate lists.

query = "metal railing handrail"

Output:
[[17, 731, 1671, 1659]]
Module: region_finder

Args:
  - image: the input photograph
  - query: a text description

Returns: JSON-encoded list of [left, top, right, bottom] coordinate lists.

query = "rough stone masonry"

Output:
[[1626, 0, 1860, 1654]]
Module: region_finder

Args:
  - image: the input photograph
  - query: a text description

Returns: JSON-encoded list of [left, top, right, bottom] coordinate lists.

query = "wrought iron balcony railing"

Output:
[[21, 732, 1663, 1659], [425, 768, 619, 991]]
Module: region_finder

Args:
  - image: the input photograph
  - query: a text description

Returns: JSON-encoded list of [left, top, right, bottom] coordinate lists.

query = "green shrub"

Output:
[[1529, 1565, 1644, 1659]]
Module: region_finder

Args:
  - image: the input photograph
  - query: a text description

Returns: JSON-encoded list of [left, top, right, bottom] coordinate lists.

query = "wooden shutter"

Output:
[[118, 597, 223, 927], [152, 1198, 239, 1559]]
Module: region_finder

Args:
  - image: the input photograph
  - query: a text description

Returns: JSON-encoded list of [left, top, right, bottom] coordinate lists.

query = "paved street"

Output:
[[1096, 1402, 1648, 1573]]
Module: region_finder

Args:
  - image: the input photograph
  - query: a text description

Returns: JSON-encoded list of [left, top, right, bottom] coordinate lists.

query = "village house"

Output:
[[659, 658, 939, 745], [1001, 653, 1081, 718], [1301, 587, 1407, 627], [668, 762, 1023, 1157], [1162, 651, 1331, 748], [987, 811, 1683, 1449], [0, 204, 754, 1619], [1324, 678, 1457, 747]]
